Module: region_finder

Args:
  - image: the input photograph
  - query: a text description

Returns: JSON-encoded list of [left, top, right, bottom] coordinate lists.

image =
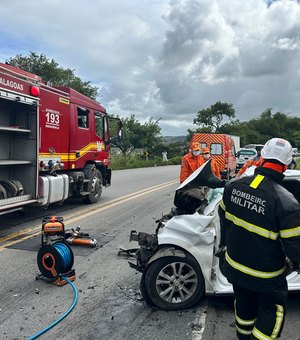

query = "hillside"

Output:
[[162, 135, 187, 144]]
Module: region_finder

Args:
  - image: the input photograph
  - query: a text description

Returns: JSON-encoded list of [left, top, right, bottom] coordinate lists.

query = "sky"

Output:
[[1, 0, 300, 136]]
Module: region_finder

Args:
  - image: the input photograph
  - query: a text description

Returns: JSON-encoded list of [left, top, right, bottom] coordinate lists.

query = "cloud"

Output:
[[1, 0, 300, 135]]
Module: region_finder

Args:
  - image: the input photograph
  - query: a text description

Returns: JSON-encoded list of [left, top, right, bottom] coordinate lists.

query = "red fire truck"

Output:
[[0, 62, 122, 215]]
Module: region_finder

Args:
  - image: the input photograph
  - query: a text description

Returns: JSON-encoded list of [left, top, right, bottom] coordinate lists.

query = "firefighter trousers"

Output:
[[232, 280, 288, 339]]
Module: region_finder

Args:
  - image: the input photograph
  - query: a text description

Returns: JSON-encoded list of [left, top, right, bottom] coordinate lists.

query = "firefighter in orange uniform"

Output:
[[180, 142, 204, 183], [201, 147, 221, 179]]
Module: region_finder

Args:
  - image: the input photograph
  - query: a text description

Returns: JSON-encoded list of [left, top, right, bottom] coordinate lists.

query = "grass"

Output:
[[110, 154, 300, 171], [110, 154, 181, 170]]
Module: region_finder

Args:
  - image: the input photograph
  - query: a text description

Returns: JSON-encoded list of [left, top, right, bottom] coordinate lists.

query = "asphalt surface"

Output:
[[0, 165, 300, 340]]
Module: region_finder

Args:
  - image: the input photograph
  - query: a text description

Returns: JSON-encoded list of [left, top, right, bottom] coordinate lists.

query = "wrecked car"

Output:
[[129, 160, 300, 310]]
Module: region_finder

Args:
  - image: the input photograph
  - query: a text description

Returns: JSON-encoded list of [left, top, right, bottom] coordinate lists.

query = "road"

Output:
[[0, 165, 300, 340]]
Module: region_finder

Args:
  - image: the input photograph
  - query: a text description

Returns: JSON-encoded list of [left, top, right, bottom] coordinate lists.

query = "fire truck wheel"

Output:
[[83, 165, 103, 204], [144, 252, 205, 310]]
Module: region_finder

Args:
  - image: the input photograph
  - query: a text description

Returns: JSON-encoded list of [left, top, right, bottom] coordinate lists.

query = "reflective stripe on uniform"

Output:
[[251, 305, 284, 339], [252, 327, 273, 339], [271, 304, 284, 338], [225, 252, 285, 279], [280, 225, 300, 238], [225, 211, 279, 240], [235, 313, 256, 326], [219, 199, 225, 211], [236, 325, 252, 336], [250, 174, 265, 189]]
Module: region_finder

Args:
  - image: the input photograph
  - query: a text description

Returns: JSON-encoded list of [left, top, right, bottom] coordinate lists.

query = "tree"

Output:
[[111, 114, 162, 156], [218, 108, 300, 148], [193, 101, 236, 132], [6, 52, 99, 99]]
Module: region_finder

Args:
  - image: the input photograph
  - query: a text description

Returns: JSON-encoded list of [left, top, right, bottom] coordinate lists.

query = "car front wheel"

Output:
[[144, 252, 205, 310]]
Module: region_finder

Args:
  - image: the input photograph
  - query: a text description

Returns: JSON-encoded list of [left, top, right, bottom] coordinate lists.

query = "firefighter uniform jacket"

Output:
[[209, 158, 221, 179], [219, 165, 300, 292], [180, 153, 204, 183]]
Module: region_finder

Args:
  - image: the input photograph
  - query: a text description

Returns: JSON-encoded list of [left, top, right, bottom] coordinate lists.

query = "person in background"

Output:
[[162, 151, 168, 162], [179, 142, 204, 183], [182, 149, 189, 157], [219, 137, 300, 339], [236, 146, 263, 178], [201, 147, 221, 179]]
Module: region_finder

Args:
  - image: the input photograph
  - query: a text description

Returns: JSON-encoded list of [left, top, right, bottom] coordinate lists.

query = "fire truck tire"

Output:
[[144, 252, 205, 310], [0, 183, 7, 199], [0, 180, 18, 198], [83, 165, 103, 204]]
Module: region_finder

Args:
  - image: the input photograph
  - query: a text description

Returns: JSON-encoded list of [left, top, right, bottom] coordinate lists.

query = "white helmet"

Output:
[[261, 138, 293, 165]]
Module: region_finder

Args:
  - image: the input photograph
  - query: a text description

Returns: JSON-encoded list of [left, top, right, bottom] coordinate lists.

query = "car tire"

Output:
[[139, 271, 153, 306], [144, 252, 205, 310]]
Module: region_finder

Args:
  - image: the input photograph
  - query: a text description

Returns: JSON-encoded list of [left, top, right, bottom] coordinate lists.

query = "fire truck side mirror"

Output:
[[117, 120, 123, 141]]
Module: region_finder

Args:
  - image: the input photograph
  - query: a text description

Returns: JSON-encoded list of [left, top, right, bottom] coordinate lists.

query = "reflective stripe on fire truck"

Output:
[[59, 97, 70, 105], [224, 210, 279, 240], [39, 142, 100, 161], [225, 252, 285, 279]]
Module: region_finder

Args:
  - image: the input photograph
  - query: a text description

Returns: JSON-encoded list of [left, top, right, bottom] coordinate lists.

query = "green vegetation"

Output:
[[7, 52, 99, 99], [190, 105, 300, 149], [110, 114, 162, 156], [110, 153, 181, 170]]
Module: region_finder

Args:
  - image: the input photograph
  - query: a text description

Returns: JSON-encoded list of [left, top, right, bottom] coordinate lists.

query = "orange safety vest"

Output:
[[180, 152, 204, 183]]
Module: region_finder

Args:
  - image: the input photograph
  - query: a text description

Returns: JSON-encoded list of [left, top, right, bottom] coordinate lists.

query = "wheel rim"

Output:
[[155, 261, 198, 304], [91, 174, 102, 196]]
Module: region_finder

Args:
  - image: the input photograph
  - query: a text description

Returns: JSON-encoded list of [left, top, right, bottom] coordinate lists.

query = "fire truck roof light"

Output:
[[30, 85, 40, 97]]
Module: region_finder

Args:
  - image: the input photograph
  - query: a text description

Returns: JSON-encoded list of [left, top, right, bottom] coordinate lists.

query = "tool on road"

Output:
[[65, 226, 98, 247]]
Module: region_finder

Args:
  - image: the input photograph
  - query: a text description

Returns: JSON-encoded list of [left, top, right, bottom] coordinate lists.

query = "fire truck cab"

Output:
[[0, 62, 122, 215]]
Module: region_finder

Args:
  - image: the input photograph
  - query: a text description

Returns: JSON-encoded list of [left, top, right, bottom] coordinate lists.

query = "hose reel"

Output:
[[37, 216, 76, 286]]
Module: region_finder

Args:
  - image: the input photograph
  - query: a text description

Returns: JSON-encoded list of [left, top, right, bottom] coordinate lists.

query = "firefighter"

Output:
[[236, 146, 263, 178], [179, 142, 204, 183], [201, 147, 221, 179], [218, 138, 300, 339]]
